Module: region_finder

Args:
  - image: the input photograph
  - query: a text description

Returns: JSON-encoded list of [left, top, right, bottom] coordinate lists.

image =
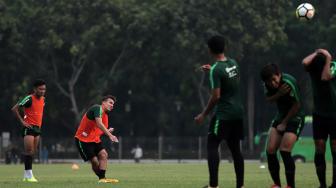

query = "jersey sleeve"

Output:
[[331, 61, 336, 78], [283, 79, 300, 102], [86, 105, 103, 120], [18, 95, 32, 108], [209, 66, 221, 89], [92, 106, 103, 119]]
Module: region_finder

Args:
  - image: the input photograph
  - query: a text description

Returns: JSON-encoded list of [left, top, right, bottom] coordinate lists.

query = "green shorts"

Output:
[[271, 116, 305, 137], [21, 125, 41, 137]]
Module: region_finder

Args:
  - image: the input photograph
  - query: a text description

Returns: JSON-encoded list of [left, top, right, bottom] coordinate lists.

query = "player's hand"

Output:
[[109, 135, 119, 143], [194, 113, 205, 124], [21, 121, 31, 128], [277, 84, 291, 96], [200, 64, 211, 72], [276, 123, 286, 132], [108, 128, 114, 133]]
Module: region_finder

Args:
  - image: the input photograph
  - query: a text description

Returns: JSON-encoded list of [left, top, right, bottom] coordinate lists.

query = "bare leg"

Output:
[[23, 135, 35, 179], [266, 128, 282, 186], [98, 149, 108, 170], [90, 156, 100, 176], [24, 135, 35, 156]]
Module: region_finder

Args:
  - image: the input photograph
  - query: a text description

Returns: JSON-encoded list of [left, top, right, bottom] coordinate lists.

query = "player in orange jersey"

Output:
[[75, 95, 119, 183], [11, 79, 46, 182]]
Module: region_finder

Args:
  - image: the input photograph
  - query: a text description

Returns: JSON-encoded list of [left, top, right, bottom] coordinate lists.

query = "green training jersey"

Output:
[[18, 95, 32, 108], [265, 73, 304, 122], [309, 61, 336, 117], [209, 58, 243, 120], [86, 105, 104, 120]]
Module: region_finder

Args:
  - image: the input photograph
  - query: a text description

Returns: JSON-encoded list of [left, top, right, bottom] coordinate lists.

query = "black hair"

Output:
[[102, 95, 116, 102], [207, 35, 225, 54], [260, 63, 281, 82], [33, 79, 46, 88], [308, 52, 326, 74]]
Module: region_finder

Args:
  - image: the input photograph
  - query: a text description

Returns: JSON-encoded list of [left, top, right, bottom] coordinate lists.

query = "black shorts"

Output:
[[75, 138, 105, 161], [208, 116, 244, 140], [21, 125, 41, 137], [313, 114, 336, 140], [271, 117, 304, 137]]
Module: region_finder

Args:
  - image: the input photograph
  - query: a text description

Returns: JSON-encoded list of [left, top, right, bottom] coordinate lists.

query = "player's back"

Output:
[[210, 59, 243, 120]]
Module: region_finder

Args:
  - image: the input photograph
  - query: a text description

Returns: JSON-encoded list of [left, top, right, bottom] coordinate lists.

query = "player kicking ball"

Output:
[[260, 64, 305, 188], [74, 95, 119, 183]]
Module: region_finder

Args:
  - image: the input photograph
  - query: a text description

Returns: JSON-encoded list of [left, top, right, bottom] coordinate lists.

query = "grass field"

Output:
[[0, 162, 333, 188]]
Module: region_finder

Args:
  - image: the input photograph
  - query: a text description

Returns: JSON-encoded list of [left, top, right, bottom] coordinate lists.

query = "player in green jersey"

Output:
[[303, 49, 336, 188], [195, 35, 244, 188], [260, 63, 304, 188]]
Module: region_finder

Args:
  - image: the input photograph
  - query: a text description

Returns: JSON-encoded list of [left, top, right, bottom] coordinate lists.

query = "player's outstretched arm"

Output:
[[95, 117, 119, 143]]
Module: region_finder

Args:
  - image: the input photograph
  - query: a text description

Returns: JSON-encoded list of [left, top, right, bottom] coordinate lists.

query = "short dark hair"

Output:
[[33, 79, 46, 88], [102, 95, 116, 102], [207, 35, 225, 54], [308, 52, 326, 74], [260, 63, 280, 81]]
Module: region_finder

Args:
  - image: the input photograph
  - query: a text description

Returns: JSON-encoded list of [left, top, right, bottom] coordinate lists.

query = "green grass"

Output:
[[0, 162, 332, 187]]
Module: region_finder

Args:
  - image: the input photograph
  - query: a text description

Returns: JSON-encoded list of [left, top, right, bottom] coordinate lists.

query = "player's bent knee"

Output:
[[98, 150, 108, 159]]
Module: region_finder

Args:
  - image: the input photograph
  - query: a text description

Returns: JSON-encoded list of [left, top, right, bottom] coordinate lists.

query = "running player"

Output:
[[74, 95, 119, 183]]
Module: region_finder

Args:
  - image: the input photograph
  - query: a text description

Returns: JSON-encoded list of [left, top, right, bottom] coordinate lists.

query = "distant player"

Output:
[[195, 35, 245, 188], [302, 49, 336, 188], [11, 79, 46, 182], [74, 95, 119, 183], [260, 63, 304, 188]]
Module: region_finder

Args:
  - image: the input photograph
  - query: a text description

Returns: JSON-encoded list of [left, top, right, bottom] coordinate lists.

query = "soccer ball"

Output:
[[296, 3, 315, 20]]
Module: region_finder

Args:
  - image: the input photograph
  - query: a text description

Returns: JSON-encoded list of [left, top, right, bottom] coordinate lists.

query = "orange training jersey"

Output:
[[18, 94, 45, 127], [75, 105, 108, 143]]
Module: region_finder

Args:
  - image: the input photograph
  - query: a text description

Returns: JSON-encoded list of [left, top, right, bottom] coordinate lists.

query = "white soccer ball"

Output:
[[296, 3, 315, 20]]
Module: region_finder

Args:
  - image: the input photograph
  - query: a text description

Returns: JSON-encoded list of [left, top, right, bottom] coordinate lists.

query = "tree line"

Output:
[[1, 0, 335, 150]]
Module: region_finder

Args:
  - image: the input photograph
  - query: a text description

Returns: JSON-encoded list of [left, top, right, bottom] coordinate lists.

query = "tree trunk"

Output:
[[247, 74, 255, 152]]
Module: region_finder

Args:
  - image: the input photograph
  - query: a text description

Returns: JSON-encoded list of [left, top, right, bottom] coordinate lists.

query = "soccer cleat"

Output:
[[202, 186, 219, 188], [23, 176, 38, 182], [98, 178, 119, 183], [270, 185, 280, 188], [284, 186, 292, 188]]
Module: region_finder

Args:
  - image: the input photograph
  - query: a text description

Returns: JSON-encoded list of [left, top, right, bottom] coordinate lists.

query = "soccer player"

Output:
[[260, 63, 304, 188], [302, 49, 336, 188], [195, 35, 244, 188], [11, 79, 47, 182], [74, 95, 119, 183]]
